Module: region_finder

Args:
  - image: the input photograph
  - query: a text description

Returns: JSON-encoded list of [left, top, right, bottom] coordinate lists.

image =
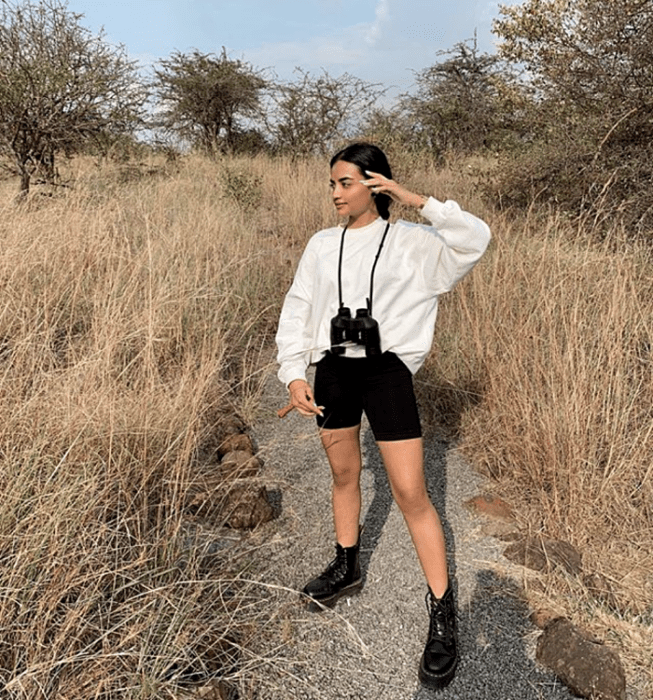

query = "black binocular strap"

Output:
[[337, 221, 391, 315]]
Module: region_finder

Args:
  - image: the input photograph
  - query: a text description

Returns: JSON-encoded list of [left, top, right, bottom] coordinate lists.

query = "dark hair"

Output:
[[330, 142, 392, 220]]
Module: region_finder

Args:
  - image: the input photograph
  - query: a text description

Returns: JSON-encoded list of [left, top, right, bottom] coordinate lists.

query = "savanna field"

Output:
[[0, 152, 651, 697]]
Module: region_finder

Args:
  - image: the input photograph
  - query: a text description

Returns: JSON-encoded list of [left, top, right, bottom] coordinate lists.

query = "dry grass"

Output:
[[420, 195, 653, 693], [0, 152, 651, 696], [0, 154, 332, 698]]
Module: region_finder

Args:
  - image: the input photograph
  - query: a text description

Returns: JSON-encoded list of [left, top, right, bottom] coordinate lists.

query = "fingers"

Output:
[[361, 170, 419, 207], [361, 170, 389, 193], [288, 380, 324, 417], [360, 170, 399, 199]]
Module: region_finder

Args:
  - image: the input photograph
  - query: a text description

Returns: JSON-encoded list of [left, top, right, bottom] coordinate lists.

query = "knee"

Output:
[[393, 486, 431, 518], [332, 464, 360, 490]]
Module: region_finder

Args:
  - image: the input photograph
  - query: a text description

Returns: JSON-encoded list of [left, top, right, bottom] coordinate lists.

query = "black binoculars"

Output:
[[330, 306, 381, 356]]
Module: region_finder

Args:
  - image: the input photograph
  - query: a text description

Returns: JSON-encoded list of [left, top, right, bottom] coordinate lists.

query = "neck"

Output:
[[347, 210, 379, 229]]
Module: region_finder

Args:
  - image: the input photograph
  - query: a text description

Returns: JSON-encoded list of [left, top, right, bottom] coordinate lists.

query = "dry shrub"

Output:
[[489, 136, 653, 237]]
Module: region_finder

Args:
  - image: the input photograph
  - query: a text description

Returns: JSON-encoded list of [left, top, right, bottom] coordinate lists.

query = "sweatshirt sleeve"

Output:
[[275, 239, 319, 387], [420, 197, 491, 295]]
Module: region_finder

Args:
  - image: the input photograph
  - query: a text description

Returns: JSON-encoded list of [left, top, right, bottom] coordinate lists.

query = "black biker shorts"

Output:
[[313, 351, 422, 442]]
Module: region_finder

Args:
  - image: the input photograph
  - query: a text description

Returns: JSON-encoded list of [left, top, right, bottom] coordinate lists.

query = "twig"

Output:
[[277, 403, 294, 418]]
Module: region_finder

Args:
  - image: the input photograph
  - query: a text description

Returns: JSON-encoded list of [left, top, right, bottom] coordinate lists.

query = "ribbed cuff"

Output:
[[278, 364, 307, 388]]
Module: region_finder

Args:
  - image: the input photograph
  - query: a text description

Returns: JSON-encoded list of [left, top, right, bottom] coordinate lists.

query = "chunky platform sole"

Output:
[[302, 578, 363, 611], [418, 656, 458, 690]]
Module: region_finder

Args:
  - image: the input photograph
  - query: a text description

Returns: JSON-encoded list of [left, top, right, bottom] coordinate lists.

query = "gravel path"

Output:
[[250, 366, 577, 700]]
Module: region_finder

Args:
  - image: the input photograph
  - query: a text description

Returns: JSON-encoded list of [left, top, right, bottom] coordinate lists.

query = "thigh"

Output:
[[377, 437, 430, 507], [320, 425, 362, 482], [314, 354, 364, 431], [362, 353, 422, 442]]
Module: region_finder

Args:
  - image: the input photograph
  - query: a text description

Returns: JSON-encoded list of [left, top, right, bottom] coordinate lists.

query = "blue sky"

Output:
[[69, 0, 506, 97]]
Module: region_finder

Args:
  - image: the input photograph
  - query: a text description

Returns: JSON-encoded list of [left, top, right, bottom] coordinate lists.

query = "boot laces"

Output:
[[319, 547, 347, 585], [426, 590, 455, 645]]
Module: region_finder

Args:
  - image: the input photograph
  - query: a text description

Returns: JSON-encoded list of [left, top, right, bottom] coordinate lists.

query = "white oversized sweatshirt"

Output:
[[276, 197, 491, 387]]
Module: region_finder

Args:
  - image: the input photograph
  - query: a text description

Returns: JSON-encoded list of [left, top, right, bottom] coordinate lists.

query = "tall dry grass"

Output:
[[0, 151, 650, 695], [420, 195, 652, 690], [0, 154, 337, 698]]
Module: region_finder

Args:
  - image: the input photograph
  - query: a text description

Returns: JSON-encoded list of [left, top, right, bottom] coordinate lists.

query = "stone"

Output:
[[219, 450, 263, 479], [217, 433, 254, 458], [196, 409, 251, 465], [464, 494, 515, 522], [480, 519, 521, 541], [503, 538, 549, 571], [544, 539, 583, 576], [222, 485, 275, 529], [536, 617, 626, 700], [220, 413, 247, 436], [503, 537, 582, 575], [185, 489, 215, 514]]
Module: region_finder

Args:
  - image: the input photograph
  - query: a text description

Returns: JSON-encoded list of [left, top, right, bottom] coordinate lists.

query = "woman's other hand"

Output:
[[288, 379, 324, 417], [361, 170, 428, 210]]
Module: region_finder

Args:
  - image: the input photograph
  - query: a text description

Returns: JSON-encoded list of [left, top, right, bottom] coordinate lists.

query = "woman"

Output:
[[275, 143, 490, 690]]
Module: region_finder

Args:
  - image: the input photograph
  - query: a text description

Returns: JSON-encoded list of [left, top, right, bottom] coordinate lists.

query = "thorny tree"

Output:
[[360, 36, 525, 163], [401, 35, 523, 158], [268, 69, 386, 157], [0, 0, 146, 195], [153, 48, 267, 155]]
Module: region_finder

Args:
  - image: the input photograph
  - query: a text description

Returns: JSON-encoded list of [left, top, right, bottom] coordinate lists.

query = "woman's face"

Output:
[[329, 159, 378, 228]]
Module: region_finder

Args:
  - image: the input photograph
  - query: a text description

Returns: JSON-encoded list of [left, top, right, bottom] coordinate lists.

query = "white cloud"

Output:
[[247, 4, 391, 78], [246, 0, 401, 80], [364, 0, 391, 46]]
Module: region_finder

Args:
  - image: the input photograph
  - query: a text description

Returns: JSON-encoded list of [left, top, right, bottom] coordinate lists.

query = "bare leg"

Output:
[[377, 437, 449, 597], [320, 425, 362, 548]]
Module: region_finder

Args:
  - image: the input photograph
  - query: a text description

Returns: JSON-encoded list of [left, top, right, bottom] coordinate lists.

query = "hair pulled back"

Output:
[[330, 142, 392, 220]]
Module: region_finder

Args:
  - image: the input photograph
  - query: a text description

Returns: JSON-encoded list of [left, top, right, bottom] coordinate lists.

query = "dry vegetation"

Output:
[[0, 154, 330, 698], [417, 165, 653, 693], [0, 152, 651, 697]]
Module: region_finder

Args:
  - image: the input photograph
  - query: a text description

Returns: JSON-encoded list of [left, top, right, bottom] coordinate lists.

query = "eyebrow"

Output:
[[329, 176, 354, 184]]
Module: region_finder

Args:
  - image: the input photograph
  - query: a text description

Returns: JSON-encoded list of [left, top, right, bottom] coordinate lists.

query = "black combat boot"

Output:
[[302, 533, 362, 609], [418, 585, 459, 690]]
